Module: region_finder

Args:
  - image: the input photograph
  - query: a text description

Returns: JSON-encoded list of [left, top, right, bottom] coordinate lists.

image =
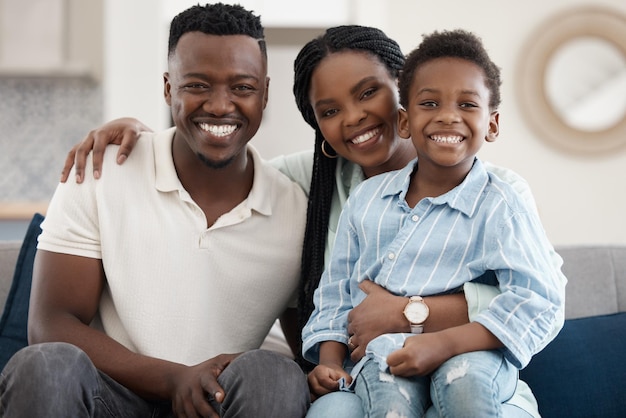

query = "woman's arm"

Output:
[[60, 117, 151, 183], [346, 280, 471, 362]]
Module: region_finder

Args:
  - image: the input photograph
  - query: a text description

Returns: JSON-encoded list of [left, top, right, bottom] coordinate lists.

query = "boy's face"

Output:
[[398, 57, 498, 173], [164, 32, 269, 168]]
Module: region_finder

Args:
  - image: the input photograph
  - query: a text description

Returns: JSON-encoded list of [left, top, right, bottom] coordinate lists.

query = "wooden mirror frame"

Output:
[[516, 7, 626, 154]]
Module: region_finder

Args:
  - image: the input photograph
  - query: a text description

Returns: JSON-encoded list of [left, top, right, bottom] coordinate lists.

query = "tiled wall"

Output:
[[0, 77, 102, 203]]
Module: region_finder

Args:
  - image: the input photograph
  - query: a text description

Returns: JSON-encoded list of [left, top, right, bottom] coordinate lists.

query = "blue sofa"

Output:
[[1, 214, 625, 417]]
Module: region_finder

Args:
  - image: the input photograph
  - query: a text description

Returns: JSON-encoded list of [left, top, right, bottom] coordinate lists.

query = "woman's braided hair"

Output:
[[292, 25, 405, 370]]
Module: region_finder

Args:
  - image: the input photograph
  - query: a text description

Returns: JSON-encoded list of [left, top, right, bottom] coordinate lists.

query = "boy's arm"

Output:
[[386, 322, 502, 377], [301, 201, 360, 364], [319, 340, 349, 369], [308, 341, 352, 399], [470, 207, 565, 369]]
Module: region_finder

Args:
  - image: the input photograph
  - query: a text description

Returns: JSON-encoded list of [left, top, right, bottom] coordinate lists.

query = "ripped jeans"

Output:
[[309, 350, 516, 418]]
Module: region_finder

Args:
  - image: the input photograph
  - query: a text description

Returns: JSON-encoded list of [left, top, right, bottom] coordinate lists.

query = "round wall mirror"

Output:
[[517, 7, 626, 154]]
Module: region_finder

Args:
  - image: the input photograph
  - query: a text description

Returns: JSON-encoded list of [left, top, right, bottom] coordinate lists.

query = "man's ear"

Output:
[[163, 72, 172, 106], [486, 111, 499, 142], [263, 76, 270, 109], [398, 108, 411, 139]]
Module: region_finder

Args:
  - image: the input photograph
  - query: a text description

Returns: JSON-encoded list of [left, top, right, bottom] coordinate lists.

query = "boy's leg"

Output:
[[0, 342, 163, 417], [429, 350, 516, 418], [354, 358, 429, 418], [212, 349, 309, 418]]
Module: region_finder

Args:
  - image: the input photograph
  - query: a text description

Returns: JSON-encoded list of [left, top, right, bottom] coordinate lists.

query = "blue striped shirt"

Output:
[[302, 158, 565, 369]]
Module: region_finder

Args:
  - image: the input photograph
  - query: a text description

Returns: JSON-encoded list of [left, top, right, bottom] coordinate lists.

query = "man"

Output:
[[0, 4, 309, 417]]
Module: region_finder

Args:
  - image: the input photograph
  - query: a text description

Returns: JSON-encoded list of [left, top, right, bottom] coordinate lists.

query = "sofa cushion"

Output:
[[0, 213, 44, 371], [519, 312, 626, 418]]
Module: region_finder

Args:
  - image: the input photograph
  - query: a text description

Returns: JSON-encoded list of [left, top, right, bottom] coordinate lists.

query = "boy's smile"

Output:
[[399, 57, 499, 178]]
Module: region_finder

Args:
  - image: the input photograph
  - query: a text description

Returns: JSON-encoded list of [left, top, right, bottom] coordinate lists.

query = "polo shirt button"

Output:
[[412, 215, 419, 222], [388, 253, 396, 260]]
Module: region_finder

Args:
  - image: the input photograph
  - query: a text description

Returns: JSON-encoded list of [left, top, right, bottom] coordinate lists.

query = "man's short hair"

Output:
[[168, 3, 266, 60]]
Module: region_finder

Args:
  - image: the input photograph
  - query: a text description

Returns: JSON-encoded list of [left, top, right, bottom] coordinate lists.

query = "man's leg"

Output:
[[0, 342, 162, 418], [213, 349, 309, 418]]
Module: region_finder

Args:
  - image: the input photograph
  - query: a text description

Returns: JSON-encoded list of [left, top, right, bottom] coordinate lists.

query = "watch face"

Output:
[[405, 300, 429, 324]]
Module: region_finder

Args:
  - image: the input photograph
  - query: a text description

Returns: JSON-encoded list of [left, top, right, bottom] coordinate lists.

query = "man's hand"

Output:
[[170, 353, 239, 418], [307, 364, 352, 401], [347, 280, 407, 362], [386, 333, 453, 377], [60, 117, 151, 183]]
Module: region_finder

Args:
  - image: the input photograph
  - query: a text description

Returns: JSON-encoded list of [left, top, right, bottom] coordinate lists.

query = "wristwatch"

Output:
[[403, 296, 429, 334]]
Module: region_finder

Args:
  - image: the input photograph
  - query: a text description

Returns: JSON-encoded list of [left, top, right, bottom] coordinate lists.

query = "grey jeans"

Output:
[[0, 342, 309, 417]]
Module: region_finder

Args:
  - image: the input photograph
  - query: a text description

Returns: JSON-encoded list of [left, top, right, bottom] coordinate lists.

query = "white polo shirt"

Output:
[[38, 127, 307, 365]]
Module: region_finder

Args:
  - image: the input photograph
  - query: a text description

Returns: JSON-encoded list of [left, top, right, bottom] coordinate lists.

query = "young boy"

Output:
[[302, 29, 565, 417]]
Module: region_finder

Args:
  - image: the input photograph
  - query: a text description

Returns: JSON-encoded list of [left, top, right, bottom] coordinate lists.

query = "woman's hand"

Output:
[[60, 117, 152, 183], [347, 280, 408, 362], [347, 280, 471, 363]]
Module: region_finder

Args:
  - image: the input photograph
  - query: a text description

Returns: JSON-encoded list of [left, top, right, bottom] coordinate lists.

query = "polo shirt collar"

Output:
[[153, 127, 272, 216]]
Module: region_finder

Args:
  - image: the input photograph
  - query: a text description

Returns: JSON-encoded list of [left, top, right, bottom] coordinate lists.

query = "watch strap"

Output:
[[410, 324, 424, 334]]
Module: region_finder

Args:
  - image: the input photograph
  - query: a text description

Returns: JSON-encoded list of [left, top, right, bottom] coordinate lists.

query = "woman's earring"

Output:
[[321, 140, 338, 159]]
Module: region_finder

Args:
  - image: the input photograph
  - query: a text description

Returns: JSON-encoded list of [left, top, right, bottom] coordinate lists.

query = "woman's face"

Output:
[[308, 51, 414, 177]]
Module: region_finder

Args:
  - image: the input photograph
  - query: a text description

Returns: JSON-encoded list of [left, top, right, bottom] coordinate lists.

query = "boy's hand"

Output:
[[386, 332, 454, 377], [307, 364, 352, 400]]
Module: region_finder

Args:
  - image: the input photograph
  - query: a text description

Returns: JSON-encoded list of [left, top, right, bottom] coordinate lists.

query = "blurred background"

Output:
[[0, 0, 625, 247]]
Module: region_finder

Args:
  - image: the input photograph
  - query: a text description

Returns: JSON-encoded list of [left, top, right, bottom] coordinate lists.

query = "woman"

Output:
[[62, 25, 559, 417]]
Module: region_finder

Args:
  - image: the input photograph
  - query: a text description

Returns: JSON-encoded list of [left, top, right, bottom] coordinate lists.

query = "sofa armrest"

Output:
[[0, 241, 22, 314]]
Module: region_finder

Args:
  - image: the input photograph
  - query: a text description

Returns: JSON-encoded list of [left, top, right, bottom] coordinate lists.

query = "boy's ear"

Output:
[[486, 111, 500, 142], [398, 108, 411, 139]]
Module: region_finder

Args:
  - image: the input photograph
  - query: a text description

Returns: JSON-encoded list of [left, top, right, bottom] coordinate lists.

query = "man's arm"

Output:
[[28, 250, 231, 417], [29, 250, 184, 399]]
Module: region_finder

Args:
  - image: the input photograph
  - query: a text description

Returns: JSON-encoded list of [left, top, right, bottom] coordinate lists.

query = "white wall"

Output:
[[104, 0, 168, 130], [104, 0, 626, 247], [378, 0, 626, 247]]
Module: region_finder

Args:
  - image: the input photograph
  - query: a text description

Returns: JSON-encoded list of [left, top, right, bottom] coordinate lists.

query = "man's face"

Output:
[[164, 32, 269, 168]]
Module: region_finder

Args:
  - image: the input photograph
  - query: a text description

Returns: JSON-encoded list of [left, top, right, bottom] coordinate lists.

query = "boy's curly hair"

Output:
[[399, 29, 501, 110]]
